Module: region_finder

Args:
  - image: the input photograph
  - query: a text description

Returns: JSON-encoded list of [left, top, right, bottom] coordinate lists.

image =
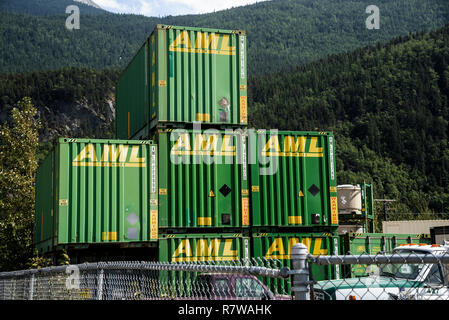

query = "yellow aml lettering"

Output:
[[74, 144, 97, 162], [194, 134, 218, 151], [263, 136, 280, 152], [265, 238, 285, 258], [284, 136, 306, 153], [172, 134, 191, 152], [309, 137, 323, 153], [173, 239, 192, 259], [223, 239, 237, 257], [171, 31, 191, 49], [312, 238, 328, 255], [195, 32, 220, 50], [221, 135, 235, 152], [220, 35, 235, 53], [196, 239, 220, 259], [101, 145, 129, 162], [129, 146, 145, 163]]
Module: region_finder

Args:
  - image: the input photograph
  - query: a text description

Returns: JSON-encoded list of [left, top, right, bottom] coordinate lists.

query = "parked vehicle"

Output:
[[313, 244, 449, 300], [192, 273, 291, 300], [338, 233, 431, 277]]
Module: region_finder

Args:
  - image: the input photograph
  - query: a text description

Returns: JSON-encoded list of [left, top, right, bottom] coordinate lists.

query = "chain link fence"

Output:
[[293, 244, 449, 300], [3, 244, 449, 300], [0, 259, 291, 300]]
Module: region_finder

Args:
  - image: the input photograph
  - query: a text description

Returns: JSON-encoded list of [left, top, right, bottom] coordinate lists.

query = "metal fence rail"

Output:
[[0, 259, 291, 300]]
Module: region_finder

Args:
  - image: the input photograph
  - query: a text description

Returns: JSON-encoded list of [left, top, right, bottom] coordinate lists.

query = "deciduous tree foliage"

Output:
[[0, 97, 41, 271]]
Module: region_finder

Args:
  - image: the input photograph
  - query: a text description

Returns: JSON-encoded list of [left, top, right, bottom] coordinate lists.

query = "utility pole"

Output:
[[374, 199, 396, 221]]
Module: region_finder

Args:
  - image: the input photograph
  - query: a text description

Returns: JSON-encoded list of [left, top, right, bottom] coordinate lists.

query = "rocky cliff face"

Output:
[[0, 68, 119, 143], [37, 94, 115, 142]]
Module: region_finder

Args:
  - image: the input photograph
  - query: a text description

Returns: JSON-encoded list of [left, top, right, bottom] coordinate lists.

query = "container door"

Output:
[[250, 131, 338, 228], [156, 27, 245, 126], [57, 139, 154, 245], [34, 152, 55, 253], [158, 130, 247, 229]]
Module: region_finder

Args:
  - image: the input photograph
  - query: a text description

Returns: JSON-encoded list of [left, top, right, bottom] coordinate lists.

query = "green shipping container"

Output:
[[116, 24, 248, 140], [157, 233, 250, 299], [339, 233, 432, 277], [156, 128, 249, 230], [249, 130, 338, 229], [34, 138, 159, 254], [158, 233, 250, 262], [251, 232, 340, 294]]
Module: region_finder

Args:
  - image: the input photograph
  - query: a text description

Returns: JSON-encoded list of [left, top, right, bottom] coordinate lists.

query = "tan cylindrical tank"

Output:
[[337, 224, 365, 234], [337, 184, 362, 214]]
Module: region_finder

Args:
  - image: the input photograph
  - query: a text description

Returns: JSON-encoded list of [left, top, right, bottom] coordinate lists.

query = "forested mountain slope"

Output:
[[1, 0, 449, 74], [248, 24, 449, 215], [0, 0, 106, 15], [3, 25, 449, 214]]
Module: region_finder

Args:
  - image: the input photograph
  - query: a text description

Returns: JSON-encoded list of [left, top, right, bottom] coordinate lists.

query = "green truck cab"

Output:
[[314, 244, 449, 300]]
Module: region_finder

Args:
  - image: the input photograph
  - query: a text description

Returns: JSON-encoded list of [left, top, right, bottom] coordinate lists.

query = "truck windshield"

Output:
[[379, 263, 425, 280], [379, 249, 428, 280]]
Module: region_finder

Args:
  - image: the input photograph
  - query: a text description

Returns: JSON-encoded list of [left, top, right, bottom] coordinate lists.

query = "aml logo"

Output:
[[171, 133, 236, 156], [265, 237, 328, 259], [72, 144, 146, 167], [169, 31, 235, 55], [171, 239, 238, 262], [261, 136, 323, 157]]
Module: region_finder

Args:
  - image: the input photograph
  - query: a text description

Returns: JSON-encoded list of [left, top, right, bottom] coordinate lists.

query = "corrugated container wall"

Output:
[[116, 24, 248, 140], [251, 232, 340, 293], [249, 130, 338, 230], [155, 128, 249, 230], [34, 138, 158, 254], [158, 233, 250, 262]]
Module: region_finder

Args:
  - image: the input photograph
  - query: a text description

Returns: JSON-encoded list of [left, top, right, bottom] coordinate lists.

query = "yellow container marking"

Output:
[[198, 217, 212, 226]]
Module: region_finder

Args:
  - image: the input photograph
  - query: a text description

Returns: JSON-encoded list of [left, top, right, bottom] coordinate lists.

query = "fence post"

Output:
[[291, 243, 310, 300], [97, 268, 104, 300], [29, 273, 35, 300]]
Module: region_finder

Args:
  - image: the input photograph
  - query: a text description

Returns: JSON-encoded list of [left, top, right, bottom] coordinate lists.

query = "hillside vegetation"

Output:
[[248, 24, 449, 216], [1, 1, 449, 217], [1, 0, 449, 74], [2, 25, 449, 216]]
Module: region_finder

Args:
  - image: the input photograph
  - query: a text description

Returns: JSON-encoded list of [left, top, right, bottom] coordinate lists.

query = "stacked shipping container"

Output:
[[155, 128, 249, 231], [115, 25, 252, 267], [37, 25, 428, 288], [34, 138, 158, 255], [33, 25, 342, 282], [113, 24, 342, 283], [249, 130, 339, 230], [33, 25, 439, 296], [116, 24, 248, 140]]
